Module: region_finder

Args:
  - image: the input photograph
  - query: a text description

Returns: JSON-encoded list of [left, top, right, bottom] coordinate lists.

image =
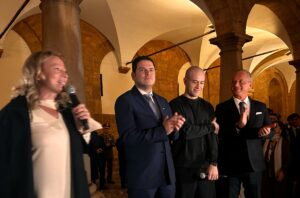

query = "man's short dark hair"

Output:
[[287, 113, 300, 122], [131, 56, 155, 73]]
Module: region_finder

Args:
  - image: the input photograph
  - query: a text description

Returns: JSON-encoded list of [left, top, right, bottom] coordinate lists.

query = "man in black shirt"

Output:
[[169, 66, 219, 198]]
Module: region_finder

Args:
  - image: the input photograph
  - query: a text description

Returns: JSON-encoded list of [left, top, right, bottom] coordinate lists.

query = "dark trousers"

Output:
[[128, 184, 175, 198], [176, 180, 216, 198], [103, 158, 113, 182], [175, 167, 216, 198], [98, 157, 113, 187], [118, 156, 127, 188], [227, 172, 262, 198], [216, 172, 262, 198], [261, 175, 287, 198], [97, 157, 105, 188]]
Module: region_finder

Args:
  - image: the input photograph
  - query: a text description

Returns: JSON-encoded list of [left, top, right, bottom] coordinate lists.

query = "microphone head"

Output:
[[199, 172, 206, 179], [66, 85, 76, 94]]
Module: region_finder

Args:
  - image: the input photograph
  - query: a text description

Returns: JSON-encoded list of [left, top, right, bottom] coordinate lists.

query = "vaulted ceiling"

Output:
[[0, 0, 297, 89]]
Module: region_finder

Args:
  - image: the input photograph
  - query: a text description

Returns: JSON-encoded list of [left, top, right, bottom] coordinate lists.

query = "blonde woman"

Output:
[[0, 51, 101, 198]]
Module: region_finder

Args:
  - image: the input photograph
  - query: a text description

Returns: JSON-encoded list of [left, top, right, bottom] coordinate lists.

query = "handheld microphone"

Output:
[[199, 172, 228, 180], [66, 85, 89, 130]]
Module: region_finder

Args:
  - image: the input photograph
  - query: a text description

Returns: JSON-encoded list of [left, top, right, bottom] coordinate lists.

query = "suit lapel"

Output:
[[153, 94, 167, 118], [229, 98, 240, 120]]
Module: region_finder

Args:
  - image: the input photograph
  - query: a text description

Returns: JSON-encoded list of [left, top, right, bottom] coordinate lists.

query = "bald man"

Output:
[[169, 66, 219, 198], [215, 70, 273, 198]]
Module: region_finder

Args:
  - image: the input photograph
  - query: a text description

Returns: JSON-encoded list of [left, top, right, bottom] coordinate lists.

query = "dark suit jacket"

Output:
[[215, 97, 272, 175], [115, 86, 177, 189], [287, 127, 300, 178], [0, 96, 90, 198]]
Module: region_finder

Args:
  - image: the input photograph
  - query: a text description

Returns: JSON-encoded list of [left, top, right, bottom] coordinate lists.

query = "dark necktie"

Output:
[[144, 93, 161, 120], [239, 101, 245, 114]]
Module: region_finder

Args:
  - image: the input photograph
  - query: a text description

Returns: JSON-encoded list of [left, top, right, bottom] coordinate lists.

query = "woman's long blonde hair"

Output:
[[13, 50, 70, 109]]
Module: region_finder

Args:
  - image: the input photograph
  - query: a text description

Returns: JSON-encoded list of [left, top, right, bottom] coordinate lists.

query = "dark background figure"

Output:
[[116, 137, 127, 189], [215, 70, 273, 198], [261, 113, 290, 198], [169, 66, 219, 198], [90, 130, 107, 190], [286, 113, 300, 198], [100, 122, 116, 185], [89, 131, 99, 184]]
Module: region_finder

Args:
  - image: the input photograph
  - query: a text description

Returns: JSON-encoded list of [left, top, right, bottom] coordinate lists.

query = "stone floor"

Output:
[[89, 157, 128, 198], [89, 181, 128, 198]]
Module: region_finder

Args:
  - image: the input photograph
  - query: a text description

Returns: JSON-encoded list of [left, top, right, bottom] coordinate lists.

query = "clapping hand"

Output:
[[163, 112, 185, 135], [237, 105, 249, 128]]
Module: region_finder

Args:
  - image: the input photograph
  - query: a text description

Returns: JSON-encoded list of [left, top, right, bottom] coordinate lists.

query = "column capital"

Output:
[[289, 59, 300, 72], [40, 0, 80, 11], [210, 32, 253, 52]]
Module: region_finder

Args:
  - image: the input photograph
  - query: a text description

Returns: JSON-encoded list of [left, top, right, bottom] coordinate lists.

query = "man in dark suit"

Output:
[[286, 113, 300, 198], [115, 56, 185, 198], [215, 70, 273, 198]]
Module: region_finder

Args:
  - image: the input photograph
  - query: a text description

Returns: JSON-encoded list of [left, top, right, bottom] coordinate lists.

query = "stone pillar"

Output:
[[40, 0, 85, 101], [289, 59, 300, 114], [210, 32, 252, 102]]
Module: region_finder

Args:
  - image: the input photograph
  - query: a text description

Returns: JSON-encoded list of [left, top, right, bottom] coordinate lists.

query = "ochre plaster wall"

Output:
[[136, 40, 190, 101], [252, 67, 290, 120]]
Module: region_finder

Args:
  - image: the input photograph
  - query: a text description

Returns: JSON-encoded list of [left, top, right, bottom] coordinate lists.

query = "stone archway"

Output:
[[253, 67, 289, 119], [268, 78, 283, 116], [288, 82, 296, 115]]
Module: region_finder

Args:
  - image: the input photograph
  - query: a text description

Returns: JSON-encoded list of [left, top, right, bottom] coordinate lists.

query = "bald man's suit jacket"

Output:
[[215, 97, 272, 175]]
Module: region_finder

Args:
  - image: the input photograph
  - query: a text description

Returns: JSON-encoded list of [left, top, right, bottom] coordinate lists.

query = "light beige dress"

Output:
[[30, 100, 101, 198]]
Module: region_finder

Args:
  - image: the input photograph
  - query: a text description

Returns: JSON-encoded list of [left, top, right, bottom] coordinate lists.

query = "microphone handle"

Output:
[[81, 119, 89, 130], [69, 94, 80, 107], [69, 94, 89, 130]]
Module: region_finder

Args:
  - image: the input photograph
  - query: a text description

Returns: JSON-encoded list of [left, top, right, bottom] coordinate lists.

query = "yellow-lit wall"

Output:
[[100, 52, 133, 114], [0, 31, 31, 108]]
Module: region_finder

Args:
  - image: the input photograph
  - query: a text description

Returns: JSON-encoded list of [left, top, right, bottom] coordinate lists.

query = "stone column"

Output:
[[289, 59, 300, 114], [40, 0, 85, 101], [210, 32, 252, 102]]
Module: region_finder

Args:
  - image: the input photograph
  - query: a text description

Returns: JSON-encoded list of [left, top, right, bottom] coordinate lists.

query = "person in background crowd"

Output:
[[262, 113, 290, 198], [90, 130, 107, 190], [100, 122, 116, 185], [286, 113, 300, 198]]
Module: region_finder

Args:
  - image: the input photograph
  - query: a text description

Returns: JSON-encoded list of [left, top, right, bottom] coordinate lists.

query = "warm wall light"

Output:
[[118, 66, 131, 73]]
